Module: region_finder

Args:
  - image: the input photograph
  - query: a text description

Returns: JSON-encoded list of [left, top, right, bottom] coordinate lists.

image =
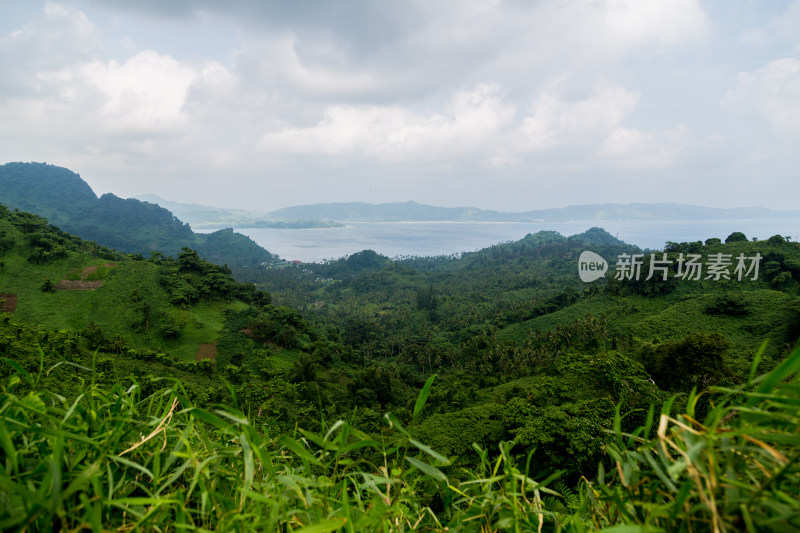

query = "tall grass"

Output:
[[1, 344, 799, 531], [582, 342, 800, 532], [0, 354, 557, 532]]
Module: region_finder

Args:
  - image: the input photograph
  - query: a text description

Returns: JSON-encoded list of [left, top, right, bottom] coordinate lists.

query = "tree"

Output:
[[160, 321, 181, 340], [725, 231, 747, 243], [288, 354, 319, 383], [41, 278, 56, 293], [771, 271, 799, 292], [640, 332, 731, 391], [81, 321, 108, 349], [149, 251, 167, 264], [28, 247, 49, 265], [178, 247, 202, 272], [415, 285, 439, 311]]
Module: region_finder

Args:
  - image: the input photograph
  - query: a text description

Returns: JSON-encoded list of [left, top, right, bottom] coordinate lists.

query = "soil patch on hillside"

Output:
[[0, 293, 17, 313], [58, 262, 118, 290], [196, 341, 217, 361]]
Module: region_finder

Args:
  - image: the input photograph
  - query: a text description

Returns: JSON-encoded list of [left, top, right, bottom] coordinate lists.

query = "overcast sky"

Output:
[[1, 1, 798, 212]]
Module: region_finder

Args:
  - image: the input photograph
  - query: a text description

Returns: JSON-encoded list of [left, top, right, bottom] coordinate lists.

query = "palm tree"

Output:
[[288, 354, 319, 383]]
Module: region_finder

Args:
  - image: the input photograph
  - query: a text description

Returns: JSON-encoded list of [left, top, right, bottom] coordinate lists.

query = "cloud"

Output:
[[259, 77, 688, 172], [589, 0, 709, 50], [230, 34, 380, 100], [0, 2, 101, 95], [516, 80, 639, 151], [258, 84, 516, 162], [1, 1, 798, 212], [77, 0, 710, 104], [66, 51, 204, 133], [721, 58, 800, 135], [598, 126, 689, 168]]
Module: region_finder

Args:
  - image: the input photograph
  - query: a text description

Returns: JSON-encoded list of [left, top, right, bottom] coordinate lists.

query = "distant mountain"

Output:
[[136, 194, 343, 229], [0, 162, 274, 267], [522, 203, 800, 222], [268, 201, 523, 222], [135, 197, 800, 227], [136, 194, 265, 227], [268, 200, 800, 223]]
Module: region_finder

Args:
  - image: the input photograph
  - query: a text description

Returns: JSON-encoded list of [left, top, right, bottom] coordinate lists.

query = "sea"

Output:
[[198, 218, 800, 263]]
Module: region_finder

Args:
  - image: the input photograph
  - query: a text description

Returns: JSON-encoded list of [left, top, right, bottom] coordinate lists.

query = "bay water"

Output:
[[199, 218, 800, 263]]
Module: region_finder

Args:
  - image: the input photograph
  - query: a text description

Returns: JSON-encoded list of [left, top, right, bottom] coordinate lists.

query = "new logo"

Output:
[[578, 251, 608, 282]]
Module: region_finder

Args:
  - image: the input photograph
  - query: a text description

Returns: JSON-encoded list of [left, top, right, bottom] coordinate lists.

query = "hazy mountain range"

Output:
[[136, 195, 342, 229], [139, 196, 800, 227]]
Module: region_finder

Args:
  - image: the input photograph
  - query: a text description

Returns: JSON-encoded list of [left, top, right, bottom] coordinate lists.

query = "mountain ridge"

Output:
[[0, 162, 274, 267], [269, 200, 800, 223], [140, 194, 800, 225]]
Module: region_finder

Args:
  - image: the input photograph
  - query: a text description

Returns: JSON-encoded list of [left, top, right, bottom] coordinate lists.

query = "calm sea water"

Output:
[[199, 219, 800, 263]]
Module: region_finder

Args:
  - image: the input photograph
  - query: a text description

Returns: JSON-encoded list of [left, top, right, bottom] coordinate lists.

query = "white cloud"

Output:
[[0, 2, 101, 94], [258, 84, 516, 162], [258, 77, 689, 172], [78, 51, 202, 132], [516, 80, 639, 150], [590, 0, 709, 50], [598, 126, 689, 168], [2, 1, 798, 211], [721, 58, 800, 135]]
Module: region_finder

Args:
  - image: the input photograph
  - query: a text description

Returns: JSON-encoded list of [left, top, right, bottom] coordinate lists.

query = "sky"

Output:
[[0, 1, 798, 212]]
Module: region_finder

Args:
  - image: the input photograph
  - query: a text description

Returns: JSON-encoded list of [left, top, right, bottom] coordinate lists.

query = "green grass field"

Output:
[[0, 240, 248, 361]]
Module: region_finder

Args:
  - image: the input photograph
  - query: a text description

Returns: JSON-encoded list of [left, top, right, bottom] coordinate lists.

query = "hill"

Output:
[[251, 225, 799, 382], [1, 206, 800, 530], [0, 205, 275, 360], [268, 199, 800, 222], [0, 162, 275, 267]]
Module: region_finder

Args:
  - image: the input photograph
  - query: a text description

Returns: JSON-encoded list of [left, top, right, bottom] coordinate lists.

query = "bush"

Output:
[[725, 231, 748, 243]]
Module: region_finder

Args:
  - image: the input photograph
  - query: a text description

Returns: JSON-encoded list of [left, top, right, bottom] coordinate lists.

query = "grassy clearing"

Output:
[[165, 301, 246, 361], [497, 294, 674, 344], [498, 289, 794, 381], [266, 347, 299, 372], [0, 247, 245, 361]]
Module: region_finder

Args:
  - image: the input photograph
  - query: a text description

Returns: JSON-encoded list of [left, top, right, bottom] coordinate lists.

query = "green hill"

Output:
[[0, 206, 361, 429], [0, 162, 275, 268], [253, 226, 799, 382], [0, 162, 97, 228], [0, 205, 271, 361], [1, 204, 800, 531]]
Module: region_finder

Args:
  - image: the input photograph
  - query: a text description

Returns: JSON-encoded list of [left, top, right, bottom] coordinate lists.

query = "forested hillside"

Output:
[[1, 202, 799, 530], [0, 162, 274, 268]]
